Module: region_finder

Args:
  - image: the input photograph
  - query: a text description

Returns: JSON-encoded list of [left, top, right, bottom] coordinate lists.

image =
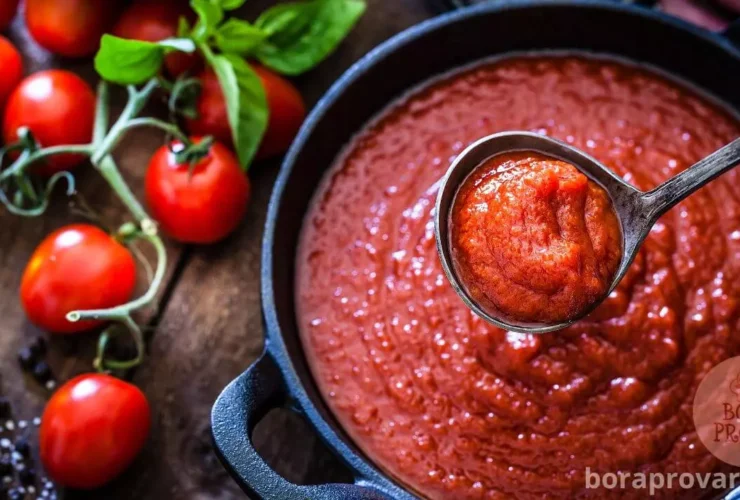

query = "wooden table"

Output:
[[0, 1, 446, 498]]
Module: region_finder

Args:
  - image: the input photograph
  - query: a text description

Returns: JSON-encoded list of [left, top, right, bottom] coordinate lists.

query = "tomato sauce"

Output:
[[297, 56, 740, 499], [450, 152, 622, 324]]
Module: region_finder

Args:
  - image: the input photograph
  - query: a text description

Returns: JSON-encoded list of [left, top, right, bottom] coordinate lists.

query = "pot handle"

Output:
[[211, 352, 391, 500]]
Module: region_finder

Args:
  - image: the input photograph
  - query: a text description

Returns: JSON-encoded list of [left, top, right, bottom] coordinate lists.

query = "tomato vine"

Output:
[[0, 77, 193, 372]]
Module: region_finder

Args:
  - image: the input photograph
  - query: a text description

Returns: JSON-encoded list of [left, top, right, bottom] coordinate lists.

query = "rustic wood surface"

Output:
[[0, 1, 442, 499]]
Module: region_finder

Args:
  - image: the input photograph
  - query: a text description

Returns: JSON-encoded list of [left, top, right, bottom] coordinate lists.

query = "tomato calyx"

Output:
[[171, 134, 214, 169]]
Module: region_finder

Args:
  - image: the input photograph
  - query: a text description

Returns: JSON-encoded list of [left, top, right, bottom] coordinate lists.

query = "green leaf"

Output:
[[255, 3, 315, 40], [203, 49, 268, 170], [177, 16, 192, 38], [219, 0, 246, 9], [191, 0, 224, 41], [94, 35, 195, 85], [254, 0, 365, 76], [214, 19, 268, 55]]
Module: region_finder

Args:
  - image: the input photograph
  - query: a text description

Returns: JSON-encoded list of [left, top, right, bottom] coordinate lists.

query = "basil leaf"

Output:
[[214, 19, 269, 55], [177, 16, 192, 38], [255, 3, 316, 42], [94, 35, 195, 85], [191, 0, 224, 41], [219, 0, 246, 9], [205, 51, 268, 170], [254, 0, 365, 76]]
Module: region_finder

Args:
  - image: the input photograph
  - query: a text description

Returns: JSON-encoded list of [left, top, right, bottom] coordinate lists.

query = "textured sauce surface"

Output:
[[296, 57, 740, 499], [450, 152, 622, 324]]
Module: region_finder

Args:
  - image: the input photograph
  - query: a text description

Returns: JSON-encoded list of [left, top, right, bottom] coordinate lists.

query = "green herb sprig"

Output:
[[95, 0, 366, 170]]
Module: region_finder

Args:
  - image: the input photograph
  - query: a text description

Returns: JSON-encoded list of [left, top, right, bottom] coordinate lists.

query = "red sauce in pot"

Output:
[[450, 152, 622, 324], [297, 56, 740, 499]]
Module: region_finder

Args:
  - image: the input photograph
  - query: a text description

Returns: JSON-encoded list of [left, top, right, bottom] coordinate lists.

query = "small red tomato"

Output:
[[185, 69, 230, 146], [20, 224, 137, 334], [112, 0, 199, 77], [3, 70, 95, 175], [146, 138, 250, 244], [25, 0, 115, 58], [186, 64, 306, 159], [0, 36, 22, 109], [0, 0, 19, 31], [252, 65, 307, 159], [40, 374, 151, 489]]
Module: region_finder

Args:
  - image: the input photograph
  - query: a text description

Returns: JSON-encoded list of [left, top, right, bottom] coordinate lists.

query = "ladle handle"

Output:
[[643, 137, 740, 219]]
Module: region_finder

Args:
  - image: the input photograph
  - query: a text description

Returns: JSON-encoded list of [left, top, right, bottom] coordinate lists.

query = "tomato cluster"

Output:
[[0, 0, 312, 492]]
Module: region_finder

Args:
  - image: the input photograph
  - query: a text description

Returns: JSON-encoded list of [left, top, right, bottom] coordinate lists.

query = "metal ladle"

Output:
[[434, 131, 740, 334]]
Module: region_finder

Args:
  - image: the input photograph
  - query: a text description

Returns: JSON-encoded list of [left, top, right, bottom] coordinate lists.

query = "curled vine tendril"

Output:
[[0, 171, 76, 217], [0, 128, 77, 217]]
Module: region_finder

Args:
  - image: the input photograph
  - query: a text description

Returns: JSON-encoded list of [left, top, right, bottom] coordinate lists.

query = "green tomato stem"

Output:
[[93, 80, 110, 147], [93, 316, 145, 372], [0, 172, 74, 217], [122, 117, 191, 144], [0, 144, 94, 182], [95, 155, 150, 223], [92, 80, 160, 164]]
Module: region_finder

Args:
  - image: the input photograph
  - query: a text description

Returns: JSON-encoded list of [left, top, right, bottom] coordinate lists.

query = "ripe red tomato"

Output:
[[0, 36, 22, 109], [40, 374, 151, 489], [146, 138, 250, 243], [252, 65, 307, 158], [186, 64, 306, 159], [3, 70, 95, 175], [25, 0, 115, 58], [112, 0, 199, 77], [20, 224, 137, 334], [0, 0, 19, 31]]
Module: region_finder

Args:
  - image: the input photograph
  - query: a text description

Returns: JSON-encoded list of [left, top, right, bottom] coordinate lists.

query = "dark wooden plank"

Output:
[[0, 13, 184, 497], [110, 1, 437, 498]]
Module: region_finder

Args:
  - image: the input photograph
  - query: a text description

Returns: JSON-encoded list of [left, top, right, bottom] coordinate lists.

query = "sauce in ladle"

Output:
[[450, 151, 622, 324]]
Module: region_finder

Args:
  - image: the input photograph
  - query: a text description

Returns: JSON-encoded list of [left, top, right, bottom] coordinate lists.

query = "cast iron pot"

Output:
[[212, 1, 740, 498]]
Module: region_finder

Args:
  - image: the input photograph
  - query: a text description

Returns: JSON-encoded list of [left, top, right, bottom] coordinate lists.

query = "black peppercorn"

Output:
[[29, 337, 47, 358], [0, 398, 10, 419], [13, 439, 29, 458], [32, 362, 52, 384], [18, 467, 35, 486], [17, 348, 35, 372], [0, 455, 11, 476]]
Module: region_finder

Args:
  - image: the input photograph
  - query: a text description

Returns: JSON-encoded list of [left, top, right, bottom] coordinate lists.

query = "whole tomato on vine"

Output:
[[21, 224, 137, 334], [187, 65, 306, 160], [25, 0, 117, 58], [3, 70, 96, 175], [146, 138, 250, 244], [0, 36, 22, 109], [112, 0, 199, 77], [0, 0, 18, 32]]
